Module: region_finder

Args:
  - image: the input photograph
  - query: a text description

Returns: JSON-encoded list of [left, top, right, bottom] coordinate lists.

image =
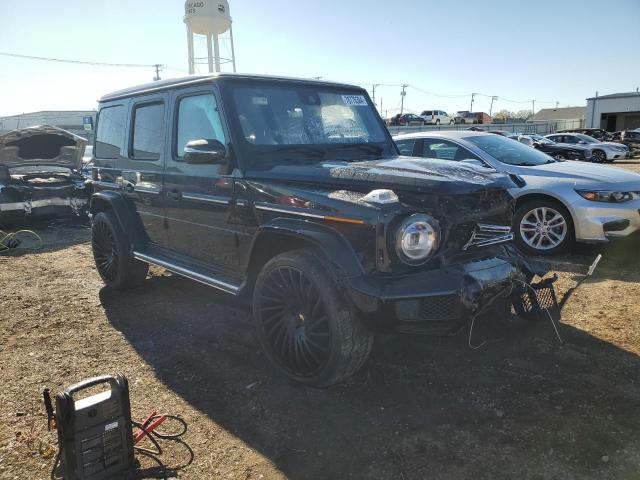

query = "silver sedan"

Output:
[[545, 133, 630, 163], [393, 131, 640, 255]]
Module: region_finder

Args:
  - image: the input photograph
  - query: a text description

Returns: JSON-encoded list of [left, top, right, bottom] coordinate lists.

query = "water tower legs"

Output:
[[229, 25, 237, 73], [206, 34, 214, 73], [187, 27, 195, 74]]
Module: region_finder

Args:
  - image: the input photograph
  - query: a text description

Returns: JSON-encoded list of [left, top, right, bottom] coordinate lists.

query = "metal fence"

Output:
[[387, 118, 585, 136]]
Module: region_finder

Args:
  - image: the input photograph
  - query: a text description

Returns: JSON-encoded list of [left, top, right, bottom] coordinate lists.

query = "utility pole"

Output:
[[380, 97, 383, 116], [371, 84, 380, 105], [555, 101, 559, 109], [489, 96, 498, 116], [400, 84, 408, 115], [531, 100, 536, 116], [153, 64, 163, 81], [470, 93, 477, 112]]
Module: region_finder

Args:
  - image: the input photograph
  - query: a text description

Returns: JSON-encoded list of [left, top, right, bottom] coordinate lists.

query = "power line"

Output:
[[0, 51, 158, 68]]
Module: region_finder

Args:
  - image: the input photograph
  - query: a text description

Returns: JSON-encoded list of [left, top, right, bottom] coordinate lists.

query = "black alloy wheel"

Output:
[[253, 250, 373, 386], [257, 265, 331, 377], [91, 211, 148, 289], [92, 217, 119, 283], [592, 149, 606, 163]]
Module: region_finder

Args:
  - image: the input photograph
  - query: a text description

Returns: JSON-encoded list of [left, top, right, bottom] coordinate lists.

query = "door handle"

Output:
[[167, 191, 182, 201]]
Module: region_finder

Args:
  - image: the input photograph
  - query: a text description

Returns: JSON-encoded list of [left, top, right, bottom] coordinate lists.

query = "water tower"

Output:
[[184, 0, 236, 74]]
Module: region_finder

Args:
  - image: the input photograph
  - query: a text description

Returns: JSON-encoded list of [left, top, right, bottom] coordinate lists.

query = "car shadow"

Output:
[[100, 274, 640, 480]]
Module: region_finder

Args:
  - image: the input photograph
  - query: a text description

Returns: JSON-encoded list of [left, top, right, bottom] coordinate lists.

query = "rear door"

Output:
[[163, 85, 240, 272]]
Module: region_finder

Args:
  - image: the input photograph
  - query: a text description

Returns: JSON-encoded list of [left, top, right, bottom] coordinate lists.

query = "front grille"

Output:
[[418, 295, 462, 321], [462, 223, 513, 250]]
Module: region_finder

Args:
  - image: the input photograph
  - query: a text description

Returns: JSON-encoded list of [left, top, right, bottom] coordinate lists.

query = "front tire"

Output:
[[435, 119, 440, 125], [513, 200, 574, 255], [252, 249, 373, 386], [592, 149, 606, 163], [91, 211, 149, 289]]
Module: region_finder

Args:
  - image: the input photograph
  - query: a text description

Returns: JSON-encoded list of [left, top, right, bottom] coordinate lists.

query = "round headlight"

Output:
[[395, 214, 439, 265]]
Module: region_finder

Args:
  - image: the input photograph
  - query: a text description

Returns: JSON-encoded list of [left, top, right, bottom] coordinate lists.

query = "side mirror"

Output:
[[533, 142, 541, 149], [183, 139, 227, 164]]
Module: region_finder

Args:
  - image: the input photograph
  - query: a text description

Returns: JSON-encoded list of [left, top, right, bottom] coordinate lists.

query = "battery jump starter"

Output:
[[45, 374, 135, 479]]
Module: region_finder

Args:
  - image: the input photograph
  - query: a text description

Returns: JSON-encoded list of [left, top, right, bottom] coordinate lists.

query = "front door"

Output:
[[163, 87, 240, 272]]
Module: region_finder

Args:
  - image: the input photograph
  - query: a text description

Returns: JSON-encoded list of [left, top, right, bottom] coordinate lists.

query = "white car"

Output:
[[420, 110, 453, 125], [545, 133, 630, 163], [394, 131, 640, 255]]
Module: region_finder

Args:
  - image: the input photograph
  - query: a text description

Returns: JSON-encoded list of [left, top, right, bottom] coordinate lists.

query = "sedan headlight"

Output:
[[395, 214, 439, 265], [576, 190, 638, 203]]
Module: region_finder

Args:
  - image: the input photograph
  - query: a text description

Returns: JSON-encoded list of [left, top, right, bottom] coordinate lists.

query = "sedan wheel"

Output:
[[592, 149, 606, 163], [514, 200, 573, 255], [553, 153, 566, 160]]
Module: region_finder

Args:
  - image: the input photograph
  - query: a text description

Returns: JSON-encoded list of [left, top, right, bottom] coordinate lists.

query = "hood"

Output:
[[247, 156, 516, 195], [0, 125, 87, 170], [517, 160, 640, 190]]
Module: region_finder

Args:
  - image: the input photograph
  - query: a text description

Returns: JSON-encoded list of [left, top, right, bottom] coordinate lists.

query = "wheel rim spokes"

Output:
[[92, 222, 118, 281], [258, 267, 331, 377], [520, 207, 567, 250]]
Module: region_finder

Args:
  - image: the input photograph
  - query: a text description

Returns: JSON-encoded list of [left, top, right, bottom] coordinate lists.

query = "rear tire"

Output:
[[252, 249, 373, 386], [435, 119, 440, 125], [91, 211, 148, 289]]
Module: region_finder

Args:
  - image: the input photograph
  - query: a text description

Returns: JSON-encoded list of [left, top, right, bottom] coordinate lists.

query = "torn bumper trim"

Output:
[[345, 254, 532, 334], [0, 197, 88, 214]]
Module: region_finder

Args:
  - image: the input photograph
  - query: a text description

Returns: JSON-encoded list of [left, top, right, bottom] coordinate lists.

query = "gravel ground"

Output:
[[1, 159, 640, 479]]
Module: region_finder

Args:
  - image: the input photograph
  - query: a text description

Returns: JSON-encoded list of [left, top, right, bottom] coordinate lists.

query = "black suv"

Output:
[[89, 74, 548, 386]]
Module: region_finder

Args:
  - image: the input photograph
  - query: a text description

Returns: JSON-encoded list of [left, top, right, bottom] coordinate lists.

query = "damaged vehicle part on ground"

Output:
[[90, 74, 559, 386], [0, 126, 91, 224]]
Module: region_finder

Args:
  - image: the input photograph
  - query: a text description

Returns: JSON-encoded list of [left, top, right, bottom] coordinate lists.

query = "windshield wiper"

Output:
[[326, 143, 384, 159], [268, 145, 326, 158]]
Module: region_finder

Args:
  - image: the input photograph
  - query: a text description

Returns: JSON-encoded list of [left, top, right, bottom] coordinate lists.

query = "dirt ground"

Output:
[[1, 160, 640, 479]]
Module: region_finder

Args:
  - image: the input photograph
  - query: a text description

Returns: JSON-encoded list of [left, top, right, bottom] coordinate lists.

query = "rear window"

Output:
[[422, 111, 433, 116], [95, 105, 125, 158], [131, 103, 165, 160]]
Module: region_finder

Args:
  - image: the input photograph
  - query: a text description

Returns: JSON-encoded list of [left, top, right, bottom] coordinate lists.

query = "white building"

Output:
[[0, 110, 97, 142], [586, 92, 640, 131]]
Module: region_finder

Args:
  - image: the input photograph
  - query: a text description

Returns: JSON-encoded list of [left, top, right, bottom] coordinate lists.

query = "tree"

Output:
[[515, 109, 533, 121], [493, 109, 513, 121]]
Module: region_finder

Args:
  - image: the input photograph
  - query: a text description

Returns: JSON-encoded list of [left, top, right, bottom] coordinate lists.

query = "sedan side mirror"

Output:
[[183, 139, 227, 164]]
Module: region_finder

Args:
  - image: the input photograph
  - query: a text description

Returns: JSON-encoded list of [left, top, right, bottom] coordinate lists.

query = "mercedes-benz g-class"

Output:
[[90, 74, 552, 386]]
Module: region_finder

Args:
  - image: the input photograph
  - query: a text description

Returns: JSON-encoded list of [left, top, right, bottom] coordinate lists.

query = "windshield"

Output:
[[231, 84, 387, 147], [530, 134, 554, 144], [575, 134, 600, 143], [464, 134, 555, 166]]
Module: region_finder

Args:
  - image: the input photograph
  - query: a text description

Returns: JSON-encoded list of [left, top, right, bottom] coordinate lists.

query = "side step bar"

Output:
[[133, 251, 243, 295]]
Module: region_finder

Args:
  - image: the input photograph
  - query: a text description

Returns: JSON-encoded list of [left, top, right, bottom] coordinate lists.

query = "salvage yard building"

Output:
[[586, 91, 640, 131]]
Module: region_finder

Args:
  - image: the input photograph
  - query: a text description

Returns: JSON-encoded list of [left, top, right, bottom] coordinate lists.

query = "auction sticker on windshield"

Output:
[[342, 95, 368, 107]]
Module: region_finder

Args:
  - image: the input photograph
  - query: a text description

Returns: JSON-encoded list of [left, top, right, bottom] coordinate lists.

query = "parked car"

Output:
[[454, 111, 491, 124], [557, 128, 612, 141], [487, 130, 516, 137], [615, 130, 640, 155], [420, 110, 453, 125], [90, 73, 552, 386], [545, 133, 630, 163], [394, 131, 640, 255], [516, 134, 592, 161], [389, 113, 425, 126], [0, 125, 90, 224]]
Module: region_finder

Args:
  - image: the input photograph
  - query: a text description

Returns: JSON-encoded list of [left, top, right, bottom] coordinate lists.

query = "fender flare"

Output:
[[247, 217, 365, 278], [89, 191, 147, 248]]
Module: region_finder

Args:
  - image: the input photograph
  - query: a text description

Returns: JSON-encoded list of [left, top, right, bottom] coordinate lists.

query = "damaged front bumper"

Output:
[[345, 245, 555, 334]]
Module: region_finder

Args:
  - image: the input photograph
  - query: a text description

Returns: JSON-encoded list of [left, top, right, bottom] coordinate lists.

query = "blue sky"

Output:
[[1, 0, 639, 117]]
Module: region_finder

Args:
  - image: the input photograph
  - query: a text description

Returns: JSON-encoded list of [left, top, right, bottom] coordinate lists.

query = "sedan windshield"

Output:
[[464, 134, 555, 166]]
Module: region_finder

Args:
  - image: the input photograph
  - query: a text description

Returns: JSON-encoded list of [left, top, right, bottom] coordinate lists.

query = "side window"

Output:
[[176, 93, 226, 158], [422, 139, 479, 161], [95, 105, 125, 159], [131, 103, 165, 160], [565, 135, 577, 144], [395, 139, 416, 156]]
